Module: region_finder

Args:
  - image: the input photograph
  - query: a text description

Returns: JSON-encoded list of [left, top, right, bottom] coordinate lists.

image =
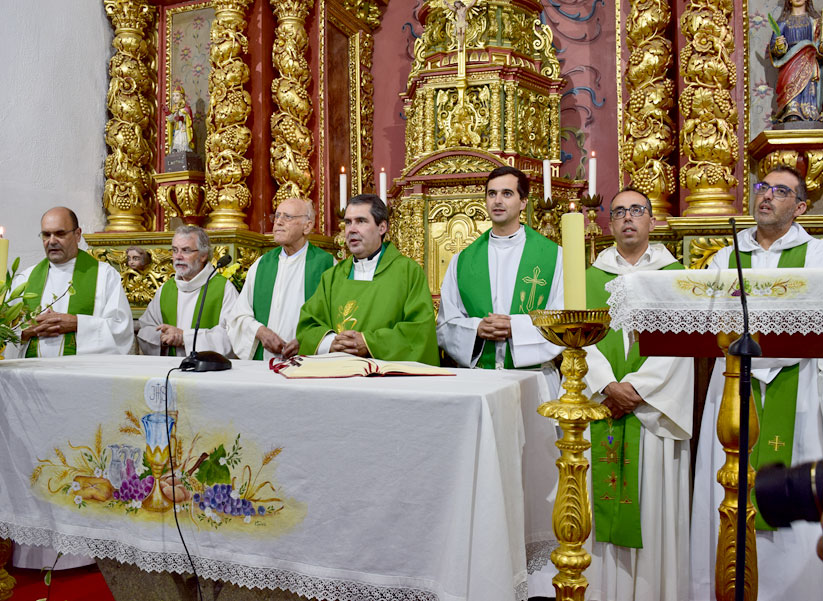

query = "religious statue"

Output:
[[444, 0, 476, 51], [126, 246, 151, 272], [165, 86, 195, 154], [769, 0, 823, 123]]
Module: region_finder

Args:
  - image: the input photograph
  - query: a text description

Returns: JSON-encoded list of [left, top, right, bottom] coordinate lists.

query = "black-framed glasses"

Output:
[[270, 212, 309, 223], [609, 204, 648, 220], [38, 229, 78, 241], [753, 181, 796, 200]]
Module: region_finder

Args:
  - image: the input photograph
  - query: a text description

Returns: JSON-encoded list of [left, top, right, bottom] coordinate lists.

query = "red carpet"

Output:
[[5, 565, 114, 601]]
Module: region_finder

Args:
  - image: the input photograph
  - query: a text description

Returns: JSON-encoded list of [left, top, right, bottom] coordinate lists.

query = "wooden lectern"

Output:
[[605, 267, 823, 601]]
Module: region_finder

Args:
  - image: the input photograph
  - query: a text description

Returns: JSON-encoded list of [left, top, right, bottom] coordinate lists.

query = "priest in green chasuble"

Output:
[[691, 166, 823, 601], [227, 197, 334, 360], [297, 194, 439, 365], [563, 188, 692, 601], [137, 225, 237, 356]]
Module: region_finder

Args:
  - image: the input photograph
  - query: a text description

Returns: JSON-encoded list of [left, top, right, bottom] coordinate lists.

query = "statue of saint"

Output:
[[444, 0, 477, 51], [769, 0, 823, 123], [165, 86, 195, 154]]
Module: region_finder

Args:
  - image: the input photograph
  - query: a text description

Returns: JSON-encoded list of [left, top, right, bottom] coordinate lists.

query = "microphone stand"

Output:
[[179, 255, 232, 372], [728, 218, 761, 601]]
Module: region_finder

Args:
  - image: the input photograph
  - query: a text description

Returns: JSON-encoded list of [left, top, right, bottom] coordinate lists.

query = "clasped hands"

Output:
[[601, 381, 643, 420], [256, 326, 299, 358], [477, 313, 512, 341], [329, 330, 368, 357], [21, 308, 78, 341]]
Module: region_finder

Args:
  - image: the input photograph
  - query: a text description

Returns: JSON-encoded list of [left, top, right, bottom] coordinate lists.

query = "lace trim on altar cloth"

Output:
[[526, 540, 558, 574], [1, 522, 527, 601]]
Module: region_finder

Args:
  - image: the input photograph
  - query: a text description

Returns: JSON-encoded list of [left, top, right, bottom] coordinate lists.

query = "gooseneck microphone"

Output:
[[728, 218, 762, 601], [179, 254, 233, 372]]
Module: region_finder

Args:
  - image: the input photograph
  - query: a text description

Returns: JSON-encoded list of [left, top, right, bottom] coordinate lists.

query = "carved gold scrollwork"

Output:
[[350, 30, 376, 195], [417, 155, 498, 176], [517, 88, 553, 158], [157, 183, 207, 229], [270, 0, 314, 208], [205, 0, 253, 229], [389, 197, 425, 267], [679, 1, 738, 215], [689, 236, 732, 269], [342, 0, 380, 29], [533, 19, 561, 79], [103, 0, 156, 232], [91, 247, 175, 306], [805, 150, 823, 198], [436, 86, 491, 149], [622, 0, 676, 218]]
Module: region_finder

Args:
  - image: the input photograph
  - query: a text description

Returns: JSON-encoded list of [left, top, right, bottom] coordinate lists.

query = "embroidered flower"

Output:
[[94, 468, 103, 478], [230, 489, 240, 500], [219, 457, 227, 466], [71, 481, 81, 491], [74, 495, 83, 505], [243, 515, 251, 524], [129, 500, 141, 510]]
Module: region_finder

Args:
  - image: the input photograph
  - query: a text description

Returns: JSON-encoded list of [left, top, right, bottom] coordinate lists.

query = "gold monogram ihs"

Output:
[[336, 300, 359, 333], [518, 265, 546, 312]]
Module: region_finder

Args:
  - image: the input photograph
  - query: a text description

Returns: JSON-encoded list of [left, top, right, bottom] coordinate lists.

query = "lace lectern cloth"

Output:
[[0, 355, 551, 601], [605, 268, 823, 335]]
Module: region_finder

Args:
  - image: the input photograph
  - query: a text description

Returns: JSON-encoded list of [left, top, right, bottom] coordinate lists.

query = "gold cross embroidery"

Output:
[[444, 231, 471, 255], [520, 266, 547, 312], [768, 435, 786, 452]]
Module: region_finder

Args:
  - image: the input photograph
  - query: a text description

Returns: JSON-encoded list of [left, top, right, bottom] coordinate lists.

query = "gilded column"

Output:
[[103, 0, 156, 232], [679, 0, 738, 215], [205, 0, 254, 230], [270, 0, 314, 207], [424, 87, 436, 153], [504, 81, 516, 154], [358, 31, 375, 194], [623, 0, 676, 218], [490, 80, 502, 153]]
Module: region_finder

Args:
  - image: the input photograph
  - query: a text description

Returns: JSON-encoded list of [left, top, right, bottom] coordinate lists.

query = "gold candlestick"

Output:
[[529, 308, 611, 601]]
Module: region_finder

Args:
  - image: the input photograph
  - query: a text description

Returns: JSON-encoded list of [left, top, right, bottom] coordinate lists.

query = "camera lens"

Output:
[[754, 460, 823, 528]]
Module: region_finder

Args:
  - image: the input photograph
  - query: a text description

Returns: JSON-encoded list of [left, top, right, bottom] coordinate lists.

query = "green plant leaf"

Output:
[[195, 444, 231, 485]]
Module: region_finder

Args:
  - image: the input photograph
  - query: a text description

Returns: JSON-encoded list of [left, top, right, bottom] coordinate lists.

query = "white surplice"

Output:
[[227, 243, 313, 361], [9, 255, 133, 569], [690, 223, 823, 601], [437, 226, 564, 597], [137, 264, 237, 357], [547, 243, 692, 601]]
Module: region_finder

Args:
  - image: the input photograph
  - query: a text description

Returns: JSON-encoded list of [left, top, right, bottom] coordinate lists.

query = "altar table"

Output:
[[0, 355, 554, 601]]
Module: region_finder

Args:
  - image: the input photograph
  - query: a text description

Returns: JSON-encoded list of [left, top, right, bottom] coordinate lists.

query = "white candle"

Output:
[[0, 227, 7, 284], [339, 167, 347, 212], [542, 159, 552, 201], [379, 168, 387, 204], [588, 151, 597, 197]]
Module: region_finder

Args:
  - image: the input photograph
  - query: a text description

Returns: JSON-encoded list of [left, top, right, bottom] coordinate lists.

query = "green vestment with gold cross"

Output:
[[296, 242, 439, 365]]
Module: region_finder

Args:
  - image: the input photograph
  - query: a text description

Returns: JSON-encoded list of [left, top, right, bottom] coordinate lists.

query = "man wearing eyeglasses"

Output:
[[691, 166, 823, 601], [570, 188, 692, 601], [227, 197, 333, 360], [7, 207, 133, 361], [137, 225, 237, 357]]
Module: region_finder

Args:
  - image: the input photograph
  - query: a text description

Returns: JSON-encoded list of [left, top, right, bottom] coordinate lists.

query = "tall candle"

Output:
[[561, 204, 586, 309], [379, 168, 387, 204], [542, 159, 552, 201], [339, 167, 347, 212], [0, 227, 7, 284], [588, 151, 597, 197]]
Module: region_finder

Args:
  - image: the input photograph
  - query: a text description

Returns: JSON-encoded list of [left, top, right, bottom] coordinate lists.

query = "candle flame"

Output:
[[569, 202, 576, 212], [591, 150, 596, 158], [0, 226, 4, 238], [381, 167, 385, 173], [341, 166, 345, 174]]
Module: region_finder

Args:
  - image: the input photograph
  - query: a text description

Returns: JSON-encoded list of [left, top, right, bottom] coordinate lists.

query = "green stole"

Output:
[[159, 274, 227, 357], [23, 250, 99, 357], [251, 244, 333, 360], [456, 227, 559, 369], [588, 260, 683, 548], [730, 242, 807, 530]]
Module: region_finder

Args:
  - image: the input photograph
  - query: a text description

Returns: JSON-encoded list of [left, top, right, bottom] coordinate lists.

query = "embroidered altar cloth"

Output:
[[0, 355, 550, 601]]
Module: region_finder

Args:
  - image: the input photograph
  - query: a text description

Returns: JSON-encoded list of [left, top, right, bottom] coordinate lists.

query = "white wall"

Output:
[[0, 1, 112, 271]]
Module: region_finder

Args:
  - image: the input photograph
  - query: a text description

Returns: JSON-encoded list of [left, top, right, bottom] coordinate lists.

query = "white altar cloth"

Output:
[[0, 355, 551, 601]]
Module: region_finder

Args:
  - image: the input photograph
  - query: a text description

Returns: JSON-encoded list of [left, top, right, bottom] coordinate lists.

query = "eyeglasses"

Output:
[[609, 204, 649, 220], [270, 212, 308, 223], [39, 229, 77, 241], [171, 246, 199, 256], [753, 181, 796, 200]]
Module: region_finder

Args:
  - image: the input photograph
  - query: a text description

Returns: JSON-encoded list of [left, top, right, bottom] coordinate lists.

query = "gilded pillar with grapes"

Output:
[[623, 0, 676, 219], [204, 0, 254, 230], [678, 1, 738, 215], [102, 0, 156, 232], [270, 0, 314, 208]]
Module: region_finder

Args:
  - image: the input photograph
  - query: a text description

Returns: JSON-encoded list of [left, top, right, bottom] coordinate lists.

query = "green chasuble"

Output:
[[730, 243, 807, 530], [251, 243, 334, 360], [158, 274, 228, 357], [587, 260, 683, 548], [455, 226, 559, 369], [296, 242, 439, 365], [23, 250, 99, 357]]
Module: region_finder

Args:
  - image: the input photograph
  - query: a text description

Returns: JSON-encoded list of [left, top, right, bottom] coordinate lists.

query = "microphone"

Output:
[[179, 254, 233, 372], [727, 217, 762, 601]]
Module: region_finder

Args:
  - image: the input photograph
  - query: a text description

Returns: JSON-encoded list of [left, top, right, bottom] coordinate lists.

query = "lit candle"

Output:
[[0, 227, 7, 284], [542, 159, 552, 201], [561, 203, 586, 310], [339, 166, 347, 212], [588, 151, 597, 198], [379, 168, 387, 204]]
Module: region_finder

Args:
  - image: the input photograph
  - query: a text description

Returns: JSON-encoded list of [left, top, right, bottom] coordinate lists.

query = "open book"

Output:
[[269, 353, 454, 379]]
